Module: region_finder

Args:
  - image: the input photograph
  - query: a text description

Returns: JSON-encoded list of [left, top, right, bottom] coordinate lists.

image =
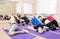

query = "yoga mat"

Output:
[[3, 25, 35, 39], [18, 25, 60, 39], [27, 29, 60, 39], [3, 24, 60, 39], [54, 30, 60, 33], [4, 30, 35, 39]]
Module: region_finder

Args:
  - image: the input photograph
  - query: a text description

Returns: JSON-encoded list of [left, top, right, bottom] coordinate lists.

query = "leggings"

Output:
[[51, 20, 59, 27], [9, 24, 18, 35], [33, 24, 43, 32], [46, 22, 56, 31]]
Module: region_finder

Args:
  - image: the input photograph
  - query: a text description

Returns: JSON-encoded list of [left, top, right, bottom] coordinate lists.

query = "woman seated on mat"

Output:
[[46, 15, 60, 29], [9, 14, 28, 35], [31, 15, 44, 33], [38, 16, 49, 31], [21, 14, 30, 25], [44, 19, 56, 31], [38, 15, 60, 31]]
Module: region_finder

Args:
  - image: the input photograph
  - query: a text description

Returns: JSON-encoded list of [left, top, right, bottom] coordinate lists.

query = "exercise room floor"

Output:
[[0, 20, 60, 39]]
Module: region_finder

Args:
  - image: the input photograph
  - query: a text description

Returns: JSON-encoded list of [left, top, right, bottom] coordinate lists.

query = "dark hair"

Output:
[[38, 16, 41, 19], [17, 14, 21, 18], [14, 16, 20, 24], [0, 15, 3, 17]]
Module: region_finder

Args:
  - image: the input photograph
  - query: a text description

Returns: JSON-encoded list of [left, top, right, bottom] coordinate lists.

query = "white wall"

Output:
[[0, 2, 16, 15]]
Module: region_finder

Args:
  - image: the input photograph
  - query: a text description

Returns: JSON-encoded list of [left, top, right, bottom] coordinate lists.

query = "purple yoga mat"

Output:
[[3, 24, 35, 39], [27, 29, 60, 39], [18, 25, 60, 39], [3, 24, 60, 39], [11, 34, 35, 39], [54, 30, 60, 33], [4, 30, 35, 39]]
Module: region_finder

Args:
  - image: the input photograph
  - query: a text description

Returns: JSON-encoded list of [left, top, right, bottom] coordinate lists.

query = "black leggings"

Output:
[[34, 24, 43, 32], [34, 24, 44, 29], [46, 22, 56, 31], [51, 20, 59, 27]]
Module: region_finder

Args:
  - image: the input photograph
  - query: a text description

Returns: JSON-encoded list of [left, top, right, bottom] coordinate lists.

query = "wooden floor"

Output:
[[0, 20, 46, 39], [0, 20, 11, 39]]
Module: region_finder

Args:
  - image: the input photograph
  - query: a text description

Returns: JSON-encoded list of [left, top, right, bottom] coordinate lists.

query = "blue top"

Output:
[[31, 17, 41, 27]]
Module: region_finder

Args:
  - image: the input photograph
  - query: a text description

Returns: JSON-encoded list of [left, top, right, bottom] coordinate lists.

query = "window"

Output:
[[24, 3, 32, 14], [36, 0, 57, 14], [16, 3, 22, 14]]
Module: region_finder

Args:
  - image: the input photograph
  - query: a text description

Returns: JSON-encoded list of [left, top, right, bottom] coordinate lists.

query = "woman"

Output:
[[9, 14, 28, 35], [21, 14, 30, 25], [47, 15, 60, 29], [31, 15, 44, 33]]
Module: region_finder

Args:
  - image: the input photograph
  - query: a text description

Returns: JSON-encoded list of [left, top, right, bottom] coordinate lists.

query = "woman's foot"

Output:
[[56, 27, 60, 30], [23, 29, 29, 33], [38, 27, 44, 33]]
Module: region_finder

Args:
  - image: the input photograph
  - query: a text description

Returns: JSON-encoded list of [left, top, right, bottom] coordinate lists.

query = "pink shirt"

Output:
[[47, 16, 55, 22]]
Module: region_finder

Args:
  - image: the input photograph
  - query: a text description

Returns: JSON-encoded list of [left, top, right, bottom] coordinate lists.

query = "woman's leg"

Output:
[[38, 27, 44, 33], [38, 24, 44, 33], [51, 20, 59, 27], [9, 24, 18, 35], [46, 23, 56, 31], [33, 24, 44, 33], [9, 24, 28, 35], [34, 26, 38, 32]]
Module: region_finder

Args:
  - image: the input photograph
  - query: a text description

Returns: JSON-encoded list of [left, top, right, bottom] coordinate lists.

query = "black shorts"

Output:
[[34, 24, 43, 29]]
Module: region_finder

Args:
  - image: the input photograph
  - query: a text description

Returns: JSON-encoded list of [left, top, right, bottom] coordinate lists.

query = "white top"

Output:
[[10, 16, 16, 24], [45, 19, 50, 24]]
